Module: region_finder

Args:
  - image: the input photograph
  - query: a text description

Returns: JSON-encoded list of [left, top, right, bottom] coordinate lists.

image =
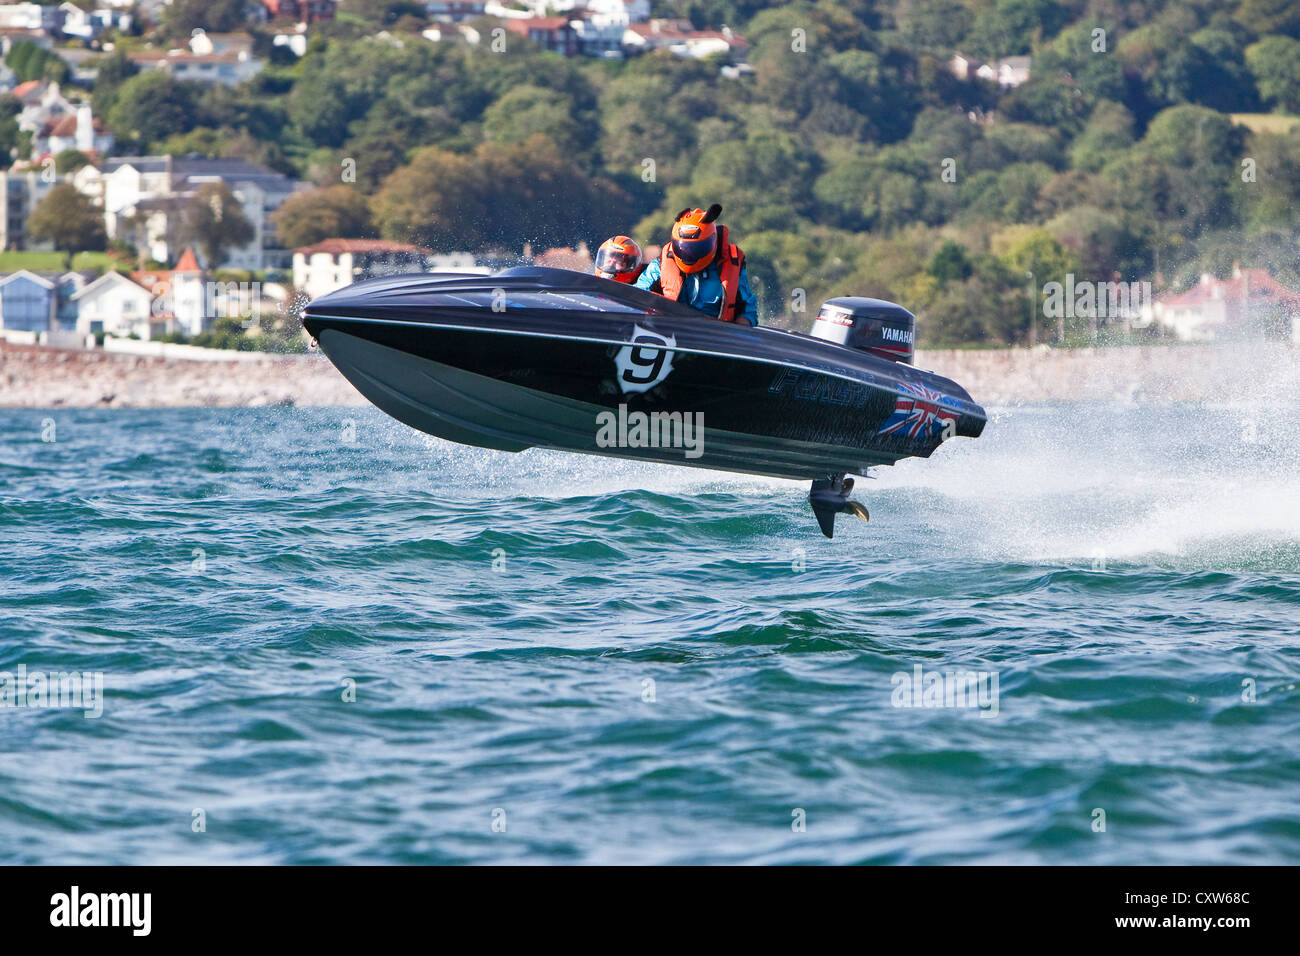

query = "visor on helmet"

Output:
[[672, 235, 716, 265], [595, 246, 639, 276]]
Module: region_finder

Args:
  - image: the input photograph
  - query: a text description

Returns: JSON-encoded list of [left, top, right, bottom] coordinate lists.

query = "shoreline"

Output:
[[2, 340, 1296, 408], [0, 341, 366, 409]]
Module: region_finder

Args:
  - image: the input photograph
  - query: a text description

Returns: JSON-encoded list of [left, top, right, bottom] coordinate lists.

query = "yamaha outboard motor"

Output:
[[810, 297, 915, 364], [806, 297, 917, 538]]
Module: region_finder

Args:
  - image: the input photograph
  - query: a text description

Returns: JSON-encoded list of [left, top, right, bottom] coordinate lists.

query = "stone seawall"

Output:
[[0, 342, 365, 409], [917, 342, 1298, 405], [2, 340, 1297, 408]]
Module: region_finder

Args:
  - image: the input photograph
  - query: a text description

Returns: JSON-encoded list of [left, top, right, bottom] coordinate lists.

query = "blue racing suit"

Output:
[[635, 256, 759, 326]]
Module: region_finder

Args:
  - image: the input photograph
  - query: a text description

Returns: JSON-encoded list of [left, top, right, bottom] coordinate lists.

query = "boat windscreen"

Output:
[[479, 291, 644, 314]]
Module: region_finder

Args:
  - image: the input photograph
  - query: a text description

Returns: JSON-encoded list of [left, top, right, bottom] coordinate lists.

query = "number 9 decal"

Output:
[[614, 324, 676, 394]]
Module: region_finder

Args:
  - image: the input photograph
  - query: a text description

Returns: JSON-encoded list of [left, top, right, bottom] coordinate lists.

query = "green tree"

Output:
[[894, 0, 974, 51], [161, 127, 227, 158], [1045, 205, 1152, 280], [483, 86, 585, 158], [928, 240, 973, 282], [107, 72, 199, 149], [270, 186, 375, 249], [1001, 76, 1090, 137], [1238, 128, 1300, 227], [54, 149, 92, 174], [374, 135, 629, 251], [1134, 105, 1243, 174], [91, 51, 140, 119], [1246, 37, 1300, 113], [1033, 23, 1127, 106], [27, 184, 108, 268], [999, 227, 1078, 284], [0, 94, 21, 170], [162, 0, 253, 38], [184, 182, 255, 268], [976, 122, 1066, 171], [813, 156, 879, 230], [6, 41, 69, 84], [341, 0, 427, 27], [372, 147, 488, 250], [967, 0, 1070, 58], [1069, 102, 1135, 173], [1188, 29, 1260, 114], [644, 125, 819, 235], [1235, 0, 1300, 38], [597, 57, 719, 187], [997, 227, 1079, 342]]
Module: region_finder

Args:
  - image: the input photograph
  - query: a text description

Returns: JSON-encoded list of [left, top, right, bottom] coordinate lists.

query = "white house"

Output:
[[593, 0, 649, 26], [623, 20, 747, 59], [482, 1, 534, 19], [568, 1, 645, 57], [423, 22, 483, 44], [950, 53, 1031, 88], [72, 271, 158, 339], [498, 0, 648, 19], [15, 81, 76, 137], [58, 3, 131, 39], [978, 56, 1031, 88], [75, 156, 305, 270], [291, 239, 477, 300], [1149, 266, 1300, 342], [35, 103, 114, 159], [129, 247, 209, 336], [187, 30, 255, 57], [0, 3, 61, 30], [59, 3, 99, 39], [273, 32, 308, 57], [128, 51, 264, 86]]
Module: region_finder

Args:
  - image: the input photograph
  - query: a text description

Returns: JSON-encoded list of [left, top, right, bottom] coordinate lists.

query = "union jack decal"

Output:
[[876, 381, 953, 440]]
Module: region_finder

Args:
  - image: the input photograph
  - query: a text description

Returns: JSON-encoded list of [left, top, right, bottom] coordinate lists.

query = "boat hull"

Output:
[[303, 268, 987, 482]]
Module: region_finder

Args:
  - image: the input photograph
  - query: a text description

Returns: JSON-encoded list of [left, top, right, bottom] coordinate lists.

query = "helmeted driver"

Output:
[[635, 204, 758, 325], [594, 235, 645, 284]]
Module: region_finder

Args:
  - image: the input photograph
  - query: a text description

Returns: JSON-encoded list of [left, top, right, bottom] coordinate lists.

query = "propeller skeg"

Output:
[[808, 474, 870, 538]]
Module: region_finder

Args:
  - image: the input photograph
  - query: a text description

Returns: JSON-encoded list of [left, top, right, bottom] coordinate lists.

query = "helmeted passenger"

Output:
[[593, 235, 645, 284], [635, 204, 758, 326]]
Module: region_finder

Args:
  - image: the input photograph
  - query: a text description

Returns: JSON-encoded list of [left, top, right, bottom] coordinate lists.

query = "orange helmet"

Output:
[[669, 204, 722, 274], [594, 235, 643, 283]]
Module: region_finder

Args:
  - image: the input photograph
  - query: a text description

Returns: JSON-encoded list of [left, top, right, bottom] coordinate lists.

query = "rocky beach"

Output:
[[0, 342, 366, 409]]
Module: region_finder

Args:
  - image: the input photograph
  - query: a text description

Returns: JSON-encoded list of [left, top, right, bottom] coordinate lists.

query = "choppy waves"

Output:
[[1, 404, 1298, 863]]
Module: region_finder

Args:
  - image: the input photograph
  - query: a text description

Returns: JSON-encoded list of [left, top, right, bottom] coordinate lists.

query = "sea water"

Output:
[[1, 403, 1298, 863]]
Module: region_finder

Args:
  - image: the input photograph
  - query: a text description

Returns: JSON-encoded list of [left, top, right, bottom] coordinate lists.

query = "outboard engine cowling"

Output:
[[810, 297, 915, 364]]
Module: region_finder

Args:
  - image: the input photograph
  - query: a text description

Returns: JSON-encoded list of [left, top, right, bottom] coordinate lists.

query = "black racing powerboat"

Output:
[[302, 266, 986, 537]]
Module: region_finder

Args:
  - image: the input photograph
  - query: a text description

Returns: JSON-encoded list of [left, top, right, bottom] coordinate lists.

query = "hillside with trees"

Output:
[[24, 0, 1300, 344]]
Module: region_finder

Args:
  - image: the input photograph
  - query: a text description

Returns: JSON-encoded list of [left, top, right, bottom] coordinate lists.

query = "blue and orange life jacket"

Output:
[[654, 225, 747, 323]]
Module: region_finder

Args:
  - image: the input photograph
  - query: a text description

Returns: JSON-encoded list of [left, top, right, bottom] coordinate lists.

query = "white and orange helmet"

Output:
[[594, 235, 643, 283]]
